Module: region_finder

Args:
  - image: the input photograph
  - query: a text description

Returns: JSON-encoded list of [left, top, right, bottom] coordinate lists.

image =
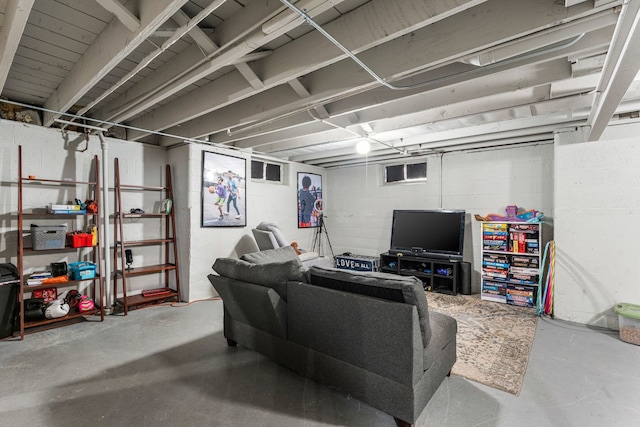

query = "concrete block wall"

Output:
[[3, 117, 639, 327], [554, 130, 640, 327], [326, 144, 555, 294], [0, 120, 170, 307]]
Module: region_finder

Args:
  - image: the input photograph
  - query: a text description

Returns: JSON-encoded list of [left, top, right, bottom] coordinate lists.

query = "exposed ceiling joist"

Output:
[[42, 0, 189, 126], [95, 0, 140, 32], [126, 0, 487, 141], [97, 0, 346, 126], [154, 0, 613, 145], [587, 0, 640, 140], [75, 0, 228, 119], [1, 0, 637, 167], [0, 0, 34, 93], [173, 9, 264, 90], [218, 56, 591, 149], [288, 78, 330, 119]]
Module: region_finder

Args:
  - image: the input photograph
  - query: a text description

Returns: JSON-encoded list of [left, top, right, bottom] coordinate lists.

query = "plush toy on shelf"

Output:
[[474, 205, 544, 223]]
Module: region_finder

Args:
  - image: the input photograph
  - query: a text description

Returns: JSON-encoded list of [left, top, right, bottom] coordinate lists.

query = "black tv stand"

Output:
[[380, 252, 460, 295]]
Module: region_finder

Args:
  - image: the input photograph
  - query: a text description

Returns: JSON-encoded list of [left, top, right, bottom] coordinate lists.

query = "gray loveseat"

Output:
[[208, 246, 457, 426]]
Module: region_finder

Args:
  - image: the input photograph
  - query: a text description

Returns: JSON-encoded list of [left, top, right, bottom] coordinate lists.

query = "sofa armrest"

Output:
[[287, 281, 423, 385], [208, 274, 287, 339]]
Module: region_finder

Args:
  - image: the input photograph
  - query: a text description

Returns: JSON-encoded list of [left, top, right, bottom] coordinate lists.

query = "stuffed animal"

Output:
[[291, 242, 302, 255]]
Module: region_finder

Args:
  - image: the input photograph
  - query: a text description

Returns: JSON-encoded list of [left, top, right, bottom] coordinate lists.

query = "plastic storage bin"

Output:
[[614, 303, 640, 346], [66, 233, 93, 248], [68, 262, 97, 280], [31, 225, 67, 250]]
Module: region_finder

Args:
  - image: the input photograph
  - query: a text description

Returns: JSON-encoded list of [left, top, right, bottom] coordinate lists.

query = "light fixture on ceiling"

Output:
[[355, 139, 371, 154], [360, 122, 373, 134]]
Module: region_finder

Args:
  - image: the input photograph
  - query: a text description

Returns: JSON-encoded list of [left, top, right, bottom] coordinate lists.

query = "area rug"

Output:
[[426, 292, 538, 395]]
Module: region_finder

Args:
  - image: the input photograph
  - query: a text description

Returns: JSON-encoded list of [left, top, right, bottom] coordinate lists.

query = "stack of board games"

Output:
[[481, 221, 543, 306]]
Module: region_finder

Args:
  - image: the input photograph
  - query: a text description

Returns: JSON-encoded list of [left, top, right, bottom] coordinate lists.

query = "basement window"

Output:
[[384, 161, 427, 184], [251, 160, 283, 183]]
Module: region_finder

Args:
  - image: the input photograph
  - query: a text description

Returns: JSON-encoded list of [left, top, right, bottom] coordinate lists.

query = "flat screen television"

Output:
[[389, 209, 466, 260]]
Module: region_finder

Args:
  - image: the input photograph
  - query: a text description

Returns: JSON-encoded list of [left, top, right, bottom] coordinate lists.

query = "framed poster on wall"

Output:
[[201, 151, 246, 227], [297, 172, 322, 228]]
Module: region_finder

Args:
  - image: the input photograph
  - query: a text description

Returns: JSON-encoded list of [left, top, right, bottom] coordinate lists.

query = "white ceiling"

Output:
[[0, 0, 639, 167]]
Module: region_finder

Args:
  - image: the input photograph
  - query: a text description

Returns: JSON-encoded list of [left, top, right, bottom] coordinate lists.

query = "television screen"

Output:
[[390, 210, 466, 259]]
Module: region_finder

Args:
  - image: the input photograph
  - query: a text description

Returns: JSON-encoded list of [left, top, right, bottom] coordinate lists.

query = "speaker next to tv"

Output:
[[460, 261, 472, 295]]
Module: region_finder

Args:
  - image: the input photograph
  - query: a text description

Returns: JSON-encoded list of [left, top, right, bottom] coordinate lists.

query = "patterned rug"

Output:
[[427, 292, 538, 395]]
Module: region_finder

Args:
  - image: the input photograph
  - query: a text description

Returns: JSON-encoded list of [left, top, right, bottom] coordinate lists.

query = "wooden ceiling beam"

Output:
[[95, 0, 140, 32], [42, 0, 189, 126], [587, 0, 640, 140], [0, 0, 35, 94], [96, 0, 337, 124], [157, 0, 613, 144], [217, 57, 582, 148], [125, 0, 486, 140]]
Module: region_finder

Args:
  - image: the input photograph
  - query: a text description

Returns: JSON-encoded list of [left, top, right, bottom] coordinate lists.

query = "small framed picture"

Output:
[[297, 172, 322, 228], [201, 151, 246, 227]]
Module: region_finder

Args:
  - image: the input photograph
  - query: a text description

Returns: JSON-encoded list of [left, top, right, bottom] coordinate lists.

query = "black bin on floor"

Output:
[[0, 283, 19, 339]]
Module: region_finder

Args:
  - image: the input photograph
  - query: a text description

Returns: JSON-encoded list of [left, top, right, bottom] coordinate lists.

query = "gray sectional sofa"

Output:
[[208, 246, 457, 426]]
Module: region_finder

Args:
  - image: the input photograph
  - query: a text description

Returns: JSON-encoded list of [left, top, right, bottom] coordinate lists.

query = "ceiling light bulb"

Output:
[[356, 140, 371, 154]]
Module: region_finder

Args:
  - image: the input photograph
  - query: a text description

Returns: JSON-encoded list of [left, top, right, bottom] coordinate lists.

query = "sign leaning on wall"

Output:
[[297, 172, 322, 228], [201, 151, 246, 227]]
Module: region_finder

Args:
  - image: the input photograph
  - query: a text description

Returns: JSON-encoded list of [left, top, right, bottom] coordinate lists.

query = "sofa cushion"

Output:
[[208, 274, 288, 339], [212, 256, 306, 300], [241, 245, 299, 264], [306, 266, 432, 347], [422, 311, 457, 370], [256, 222, 289, 247]]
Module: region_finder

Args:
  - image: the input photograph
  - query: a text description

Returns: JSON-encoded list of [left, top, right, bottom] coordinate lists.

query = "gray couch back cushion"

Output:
[[256, 222, 289, 247], [212, 256, 306, 300], [306, 266, 432, 347], [209, 275, 288, 339], [241, 245, 298, 264]]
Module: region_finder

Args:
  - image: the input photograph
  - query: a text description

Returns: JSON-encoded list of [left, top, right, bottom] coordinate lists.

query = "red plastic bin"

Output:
[[66, 233, 93, 248]]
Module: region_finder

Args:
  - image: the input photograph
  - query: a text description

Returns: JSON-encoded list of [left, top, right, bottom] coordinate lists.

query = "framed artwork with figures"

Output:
[[201, 151, 246, 227], [297, 172, 322, 228]]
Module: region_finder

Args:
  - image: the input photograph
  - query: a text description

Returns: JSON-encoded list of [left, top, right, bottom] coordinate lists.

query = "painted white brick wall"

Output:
[[0, 120, 170, 307], [326, 144, 554, 294], [6, 117, 637, 326], [554, 134, 640, 328]]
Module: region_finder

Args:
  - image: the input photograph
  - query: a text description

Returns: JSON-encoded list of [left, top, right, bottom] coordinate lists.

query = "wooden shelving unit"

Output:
[[112, 158, 180, 315], [15, 145, 105, 340]]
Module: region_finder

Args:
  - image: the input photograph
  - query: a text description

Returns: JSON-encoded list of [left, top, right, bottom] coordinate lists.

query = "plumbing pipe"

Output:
[[98, 132, 113, 314]]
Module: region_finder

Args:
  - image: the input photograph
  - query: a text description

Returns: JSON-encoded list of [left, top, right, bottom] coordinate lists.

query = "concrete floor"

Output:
[[1, 299, 639, 427]]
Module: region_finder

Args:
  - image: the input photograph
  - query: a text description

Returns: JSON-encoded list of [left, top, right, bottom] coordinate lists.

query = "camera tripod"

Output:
[[311, 215, 334, 258]]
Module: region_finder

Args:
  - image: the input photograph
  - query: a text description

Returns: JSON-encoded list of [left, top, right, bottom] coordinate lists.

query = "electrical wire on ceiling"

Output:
[[306, 109, 408, 155], [279, 0, 586, 92], [226, 0, 587, 137], [2, 1, 590, 161], [0, 98, 228, 149]]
